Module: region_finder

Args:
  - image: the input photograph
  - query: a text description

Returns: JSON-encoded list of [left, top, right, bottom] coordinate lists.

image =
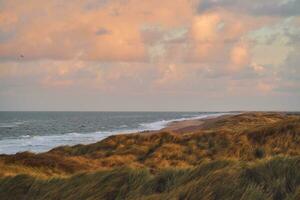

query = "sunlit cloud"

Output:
[[0, 0, 299, 110]]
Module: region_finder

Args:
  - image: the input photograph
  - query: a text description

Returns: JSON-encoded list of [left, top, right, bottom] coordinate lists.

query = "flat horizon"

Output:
[[0, 110, 234, 112]]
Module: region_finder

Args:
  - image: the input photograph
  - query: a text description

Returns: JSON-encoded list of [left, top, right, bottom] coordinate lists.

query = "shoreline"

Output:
[[1, 112, 299, 177], [0, 112, 232, 155], [139, 112, 234, 135], [162, 112, 235, 133]]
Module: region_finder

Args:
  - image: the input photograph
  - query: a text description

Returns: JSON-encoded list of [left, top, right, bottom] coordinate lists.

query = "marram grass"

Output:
[[0, 112, 300, 199]]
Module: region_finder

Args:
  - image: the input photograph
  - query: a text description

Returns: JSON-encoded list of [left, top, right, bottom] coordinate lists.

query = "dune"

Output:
[[0, 112, 299, 199]]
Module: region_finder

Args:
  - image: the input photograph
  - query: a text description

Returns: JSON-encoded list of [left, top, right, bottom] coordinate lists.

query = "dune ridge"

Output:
[[0, 112, 300, 199]]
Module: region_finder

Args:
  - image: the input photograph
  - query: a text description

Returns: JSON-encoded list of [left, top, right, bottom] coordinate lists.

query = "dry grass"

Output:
[[0, 156, 299, 200], [1, 112, 300, 177], [0, 112, 300, 199]]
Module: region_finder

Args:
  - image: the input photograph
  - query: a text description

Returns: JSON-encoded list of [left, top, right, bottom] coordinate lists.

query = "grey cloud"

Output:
[[280, 26, 300, 81], [198, 0, 300, 16], [281, 51, 300, 81], [141, 26, 187, 45], [84, 0, 110, 10], [95, 28, 111, 35]]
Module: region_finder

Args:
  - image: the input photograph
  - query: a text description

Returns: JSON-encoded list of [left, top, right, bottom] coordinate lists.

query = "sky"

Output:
[[0, 0, 299, 111]]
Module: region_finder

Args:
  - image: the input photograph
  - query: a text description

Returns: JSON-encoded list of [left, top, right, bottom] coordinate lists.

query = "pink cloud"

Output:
[[0, 0, 198, 62], [230, 42, 250, 70], [0, 0, 296, 101]]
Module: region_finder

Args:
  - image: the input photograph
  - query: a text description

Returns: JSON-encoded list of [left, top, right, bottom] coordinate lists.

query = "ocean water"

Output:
[[0, 112, 227, 154]]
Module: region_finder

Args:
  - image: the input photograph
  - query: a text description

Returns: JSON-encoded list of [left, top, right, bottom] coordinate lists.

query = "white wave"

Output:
[[20, 135, 31, 138], [0, 130, 133, 154], [0, 121, 27, 128], [0, 113, 231, 154]]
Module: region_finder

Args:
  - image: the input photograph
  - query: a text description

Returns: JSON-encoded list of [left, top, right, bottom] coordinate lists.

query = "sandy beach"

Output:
[[138, 113, 233, 135]]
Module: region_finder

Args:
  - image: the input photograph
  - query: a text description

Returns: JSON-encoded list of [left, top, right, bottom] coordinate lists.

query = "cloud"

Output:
[[192, 13, 221, 42], [95, 28, 111, 35], [0, 0, 300, 110], [187, 8, 264, 77], [230, 42, 250, 69], [199, 0, 300, 17], [280, 38, 300, 83], [0, 0, 197, 61], [154, 64, 185, 87]]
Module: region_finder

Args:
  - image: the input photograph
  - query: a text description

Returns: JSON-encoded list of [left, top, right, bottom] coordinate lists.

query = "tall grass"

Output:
[[0, 157, 299, 200], [0, 112, 300, 199]]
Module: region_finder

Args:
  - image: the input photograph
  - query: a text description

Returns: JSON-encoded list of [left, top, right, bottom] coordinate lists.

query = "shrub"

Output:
[[254, 147, 265, 159]]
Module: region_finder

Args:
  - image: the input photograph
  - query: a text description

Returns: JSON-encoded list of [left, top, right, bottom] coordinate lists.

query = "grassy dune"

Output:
[[0, 112, 300, 199]]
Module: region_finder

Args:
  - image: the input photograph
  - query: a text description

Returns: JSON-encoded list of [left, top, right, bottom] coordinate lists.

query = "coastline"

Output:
[[161, 112, 235, 133], [0, 112, 231, 155], [1, 111, 299, 171], [1, 112, 300, 199], [139, 112, 234, 135]]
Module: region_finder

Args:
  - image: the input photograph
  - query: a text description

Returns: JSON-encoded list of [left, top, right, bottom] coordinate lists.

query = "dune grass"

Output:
[[0, 157, 299, 200], [0, 112, 299, 199]]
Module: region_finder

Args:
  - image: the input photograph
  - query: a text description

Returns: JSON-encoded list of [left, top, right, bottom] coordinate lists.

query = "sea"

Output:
[[0, 112, 228, 154]]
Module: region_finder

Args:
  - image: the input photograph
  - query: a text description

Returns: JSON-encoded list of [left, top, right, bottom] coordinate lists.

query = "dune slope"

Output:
[[0, 112, 299, 199]]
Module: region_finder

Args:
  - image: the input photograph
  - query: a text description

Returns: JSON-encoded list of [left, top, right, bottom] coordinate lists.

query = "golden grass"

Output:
[[0, 112, 300, 199], [0, 157, 299, 200], [0, 112, 299, 177]]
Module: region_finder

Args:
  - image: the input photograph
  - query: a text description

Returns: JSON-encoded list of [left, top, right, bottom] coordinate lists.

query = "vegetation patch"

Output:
[[0, 112, 300, 199]]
